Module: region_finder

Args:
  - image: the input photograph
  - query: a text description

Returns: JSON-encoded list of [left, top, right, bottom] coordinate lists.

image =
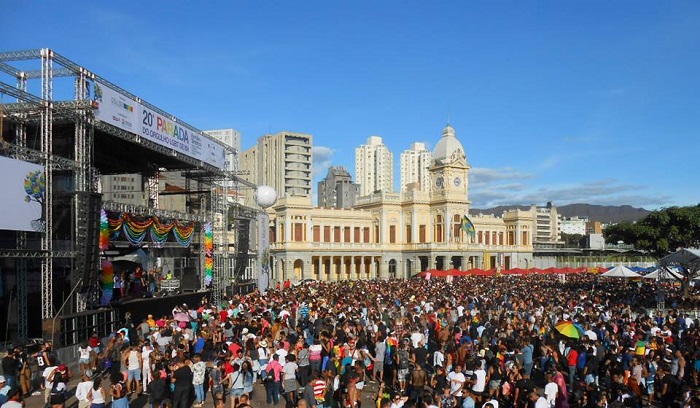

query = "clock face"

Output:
[[435, 176, 444, 188], [454, 177, 461, 187]]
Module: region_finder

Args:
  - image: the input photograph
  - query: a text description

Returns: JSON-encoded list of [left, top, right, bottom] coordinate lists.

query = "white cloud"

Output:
[[312, 146, 335, 179], [470, 177, 671, 209]]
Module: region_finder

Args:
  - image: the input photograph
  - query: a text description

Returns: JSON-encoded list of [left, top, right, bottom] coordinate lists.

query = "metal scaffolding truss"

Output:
[[102, 200, 206, 223], [0, 48, 242, 333]]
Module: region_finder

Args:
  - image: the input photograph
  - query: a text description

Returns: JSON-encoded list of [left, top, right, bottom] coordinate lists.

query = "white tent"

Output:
[[601, 265, 642, 278], [643, 266, 684, 280]]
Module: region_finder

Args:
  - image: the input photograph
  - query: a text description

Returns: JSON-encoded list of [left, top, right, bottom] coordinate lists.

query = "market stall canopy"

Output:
[[660, 248, 700, 269], [601, 265, 641, 278]]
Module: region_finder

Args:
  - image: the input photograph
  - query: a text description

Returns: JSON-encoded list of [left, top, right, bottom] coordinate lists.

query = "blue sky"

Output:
[[3, 1, 699, 209]]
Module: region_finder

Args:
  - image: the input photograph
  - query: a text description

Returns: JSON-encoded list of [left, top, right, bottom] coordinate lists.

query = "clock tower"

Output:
[[430, 124, 470, 203]]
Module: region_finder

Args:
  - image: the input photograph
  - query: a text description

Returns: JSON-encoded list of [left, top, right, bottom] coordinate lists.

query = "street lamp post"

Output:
[[254, 186, 277, 294]]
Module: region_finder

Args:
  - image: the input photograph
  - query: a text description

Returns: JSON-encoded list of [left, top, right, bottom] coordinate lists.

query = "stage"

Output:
[[113, 290, 211, 324]]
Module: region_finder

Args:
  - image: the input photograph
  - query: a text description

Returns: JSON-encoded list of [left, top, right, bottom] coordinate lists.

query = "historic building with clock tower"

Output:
[[264, 124, 535, 283]]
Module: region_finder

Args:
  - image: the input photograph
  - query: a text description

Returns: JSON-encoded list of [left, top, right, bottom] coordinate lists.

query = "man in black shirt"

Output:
[[171, 358, 193, 408], [1, 349, 17, 390]]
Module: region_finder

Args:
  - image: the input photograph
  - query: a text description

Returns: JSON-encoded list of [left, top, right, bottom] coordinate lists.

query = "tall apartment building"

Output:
[[317, 166, 359, 209], [400, 142, 433, 192], [241, 131, 313, 205], [99, 173, 147, 206], [355, 136, 394, 196], [203, 128, 241, 175], [530, 202, 563, 245], [204, 128, 242, 203]]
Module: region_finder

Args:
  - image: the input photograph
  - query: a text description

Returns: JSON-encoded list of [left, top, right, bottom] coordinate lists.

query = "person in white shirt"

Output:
[[74, 371, 94, 408], [529, 391, 550, 408], [433, 348, 445, 371], [410, 330, 424, 349], [482, 397, 499, 408], [447, 365, 466, 398], [87, 377, 107, 408], [390, 394, 408, 408], [42, 366, 57, 405], [543, 371, 558, 405], [142, 343, 153, 392], [472, 364, 487, 395], [77, 343, 93, 375]]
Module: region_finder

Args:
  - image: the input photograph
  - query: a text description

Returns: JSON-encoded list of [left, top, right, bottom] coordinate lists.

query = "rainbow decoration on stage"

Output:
[[99, 209, 110, 250], [100, 259, 114, 306], [102, 211, 197, 248], [204, 222, 213, 285]]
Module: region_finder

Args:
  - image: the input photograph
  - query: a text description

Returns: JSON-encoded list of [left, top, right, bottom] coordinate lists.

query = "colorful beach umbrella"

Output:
[[554, 320, 584, 339]]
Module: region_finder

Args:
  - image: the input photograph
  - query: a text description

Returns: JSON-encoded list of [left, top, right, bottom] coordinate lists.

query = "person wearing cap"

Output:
[[47, 364, 68, 408], [0, 387, 21, 408]]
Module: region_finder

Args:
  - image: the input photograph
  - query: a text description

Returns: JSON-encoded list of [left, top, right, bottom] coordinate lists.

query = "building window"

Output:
[[294, 223, 303, 242], [324, 226, 331, 243], [344, 227, 351, 242], [364, 227, 370, 243], [419, 225, 426, 243], [333, 226, 341, 242], [389, 225, 396, 244], [354, 227, 360, 242], [313, 226, 321, 242], [406, 225, 412, 243]]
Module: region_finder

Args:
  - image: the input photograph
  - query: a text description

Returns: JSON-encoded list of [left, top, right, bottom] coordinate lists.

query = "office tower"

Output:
[[355, 136, 394, 196], [400, 142, 432, 191], [317, 166, 359, 208]]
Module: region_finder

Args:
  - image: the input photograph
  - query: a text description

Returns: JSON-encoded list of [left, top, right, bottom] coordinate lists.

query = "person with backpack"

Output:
[[265, 354, 283, 405], [396, 343, 411, 394], [109, 370, 129, 408]]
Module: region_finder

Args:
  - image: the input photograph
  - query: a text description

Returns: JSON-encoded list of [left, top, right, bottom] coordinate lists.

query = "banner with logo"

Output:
[[93, 81, 139, 134], [93, 82, 226, 170]]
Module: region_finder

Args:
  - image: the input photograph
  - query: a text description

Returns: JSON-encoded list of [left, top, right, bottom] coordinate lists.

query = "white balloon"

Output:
[[255, 185, 277, 208]]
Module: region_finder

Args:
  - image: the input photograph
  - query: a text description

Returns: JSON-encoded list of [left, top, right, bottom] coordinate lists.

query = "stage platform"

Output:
[[113, 290, 211, 324]]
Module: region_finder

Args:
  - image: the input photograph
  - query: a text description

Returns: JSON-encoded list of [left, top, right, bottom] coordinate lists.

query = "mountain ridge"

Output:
[[472, 203, 651, 223]]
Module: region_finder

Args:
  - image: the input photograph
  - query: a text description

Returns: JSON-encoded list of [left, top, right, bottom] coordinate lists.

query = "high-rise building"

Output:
[[317, 166, 359, 209], [529, 202, 563, 245], [400, 142, 433, 192], [241, 131, 313, 205], [99, 174, 147, 206], [355, 136, 393, 196], [204, 128, 242, 203], [203, 128, 241, 175]]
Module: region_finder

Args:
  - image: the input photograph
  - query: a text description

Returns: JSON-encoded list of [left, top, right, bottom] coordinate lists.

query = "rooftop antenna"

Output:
[[446, 103, 451, 126]]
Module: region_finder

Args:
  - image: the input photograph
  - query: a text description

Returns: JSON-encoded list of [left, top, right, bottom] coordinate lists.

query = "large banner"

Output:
[[257, 212, 270, 293], [93, 81, 139, 134], [0, 156, 45, 232], [93, 81, 226, 170]]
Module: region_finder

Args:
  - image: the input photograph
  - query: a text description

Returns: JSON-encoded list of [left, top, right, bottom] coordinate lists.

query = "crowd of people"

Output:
[[2, 273, 700, 408]]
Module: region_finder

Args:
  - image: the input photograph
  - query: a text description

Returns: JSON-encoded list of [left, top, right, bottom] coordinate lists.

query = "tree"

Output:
[[561, 232, 586, 248], [603, 204, 700, 296]]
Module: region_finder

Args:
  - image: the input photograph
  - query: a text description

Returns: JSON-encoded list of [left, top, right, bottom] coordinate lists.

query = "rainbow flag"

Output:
[[461, 214, 476, 238]]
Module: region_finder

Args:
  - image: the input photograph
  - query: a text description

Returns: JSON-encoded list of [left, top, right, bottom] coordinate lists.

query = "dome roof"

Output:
[[432, 124, 466, 163]]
